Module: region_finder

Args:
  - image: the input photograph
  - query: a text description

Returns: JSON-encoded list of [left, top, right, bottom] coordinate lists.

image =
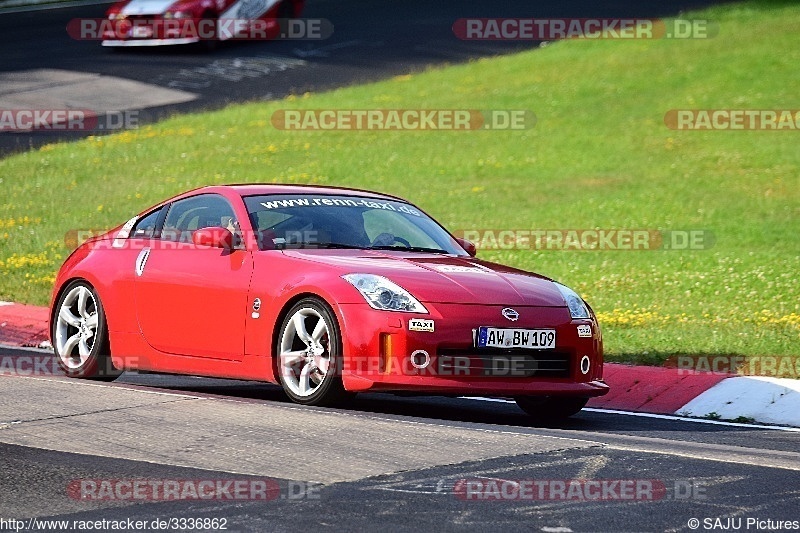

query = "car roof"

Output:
[[186, 183, 408, 202], [131, 183, 414, 222]]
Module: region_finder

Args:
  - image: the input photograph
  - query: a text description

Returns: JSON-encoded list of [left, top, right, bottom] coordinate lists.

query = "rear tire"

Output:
[[276, 298, 348, 406], [52, 281, 120, 381], [515, 396, 588, 420]]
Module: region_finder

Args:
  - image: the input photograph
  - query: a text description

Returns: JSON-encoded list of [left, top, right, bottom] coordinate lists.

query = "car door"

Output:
[[133, 193, 252, 360]]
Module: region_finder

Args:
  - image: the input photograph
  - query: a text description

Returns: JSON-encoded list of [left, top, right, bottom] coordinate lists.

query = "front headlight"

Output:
[[163, 10, 190, 18], [342, 274, 428, 313], [554, 282, 590, 319]]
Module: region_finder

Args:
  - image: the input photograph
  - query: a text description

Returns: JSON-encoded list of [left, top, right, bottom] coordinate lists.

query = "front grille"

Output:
[[436, 348, 571, 378]]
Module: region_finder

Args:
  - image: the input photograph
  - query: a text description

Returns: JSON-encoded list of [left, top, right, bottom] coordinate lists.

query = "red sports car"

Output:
[[101, 0, 302, 47], [50, 184, 608, 419]]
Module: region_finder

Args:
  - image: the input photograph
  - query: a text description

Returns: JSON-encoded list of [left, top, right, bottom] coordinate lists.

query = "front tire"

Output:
[[277, 298, 348, 406], [195, 11, 219, 52], [52, 281, 120, 380], [515, 396, 588, 420]]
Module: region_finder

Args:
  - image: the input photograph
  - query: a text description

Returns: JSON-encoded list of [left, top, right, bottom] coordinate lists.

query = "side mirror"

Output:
[[455, 237, 477, 257], [193, 227, 233, 249]]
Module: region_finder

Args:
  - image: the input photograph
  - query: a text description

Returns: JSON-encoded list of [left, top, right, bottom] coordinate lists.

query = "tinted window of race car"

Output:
[[162, 194, 239, 244], [243, 194, 465, 255], [130, 207, 163, 239]]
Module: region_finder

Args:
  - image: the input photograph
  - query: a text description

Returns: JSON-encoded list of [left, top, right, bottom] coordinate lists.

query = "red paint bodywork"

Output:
[[50, 184, 608, 399], [102, 0, 304, 46]]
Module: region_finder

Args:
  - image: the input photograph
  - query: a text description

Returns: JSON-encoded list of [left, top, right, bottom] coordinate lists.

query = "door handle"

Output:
[[135, 247, 151, 276]]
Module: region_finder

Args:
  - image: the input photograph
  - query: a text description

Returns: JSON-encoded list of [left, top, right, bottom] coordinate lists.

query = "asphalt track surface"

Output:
[[1, 345, 798, 532], [0, 0, 725, 155]]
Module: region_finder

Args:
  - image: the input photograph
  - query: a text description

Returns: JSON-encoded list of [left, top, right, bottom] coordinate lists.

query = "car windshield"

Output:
[[243, 194, 466, 255]]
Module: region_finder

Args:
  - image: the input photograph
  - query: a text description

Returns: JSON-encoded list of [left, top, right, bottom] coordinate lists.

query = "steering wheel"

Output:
[[371, 233, 411, 248]]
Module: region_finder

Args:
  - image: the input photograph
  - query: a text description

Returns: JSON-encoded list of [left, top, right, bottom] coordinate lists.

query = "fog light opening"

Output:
[[410, 349, 430, 370], [580, 355, 591, 375]]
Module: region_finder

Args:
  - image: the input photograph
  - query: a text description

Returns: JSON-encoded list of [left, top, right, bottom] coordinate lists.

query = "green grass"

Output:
[[1, 0, 798, 364]]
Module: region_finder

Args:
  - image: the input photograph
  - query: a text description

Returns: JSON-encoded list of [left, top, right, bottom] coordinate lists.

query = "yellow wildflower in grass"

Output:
[[595, 308, 665, 328], [750, 310, 800, 330], [109, 131, 135, 144], [0, 252, 52, 270], [595, 307, 800, 332], [0, 216, 41, 229], [31, 272, 56, 286]]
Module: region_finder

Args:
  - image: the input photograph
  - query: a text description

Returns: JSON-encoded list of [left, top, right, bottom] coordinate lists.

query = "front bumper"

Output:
[[337, 302, 608, 397], [102, 37, 200, 46]]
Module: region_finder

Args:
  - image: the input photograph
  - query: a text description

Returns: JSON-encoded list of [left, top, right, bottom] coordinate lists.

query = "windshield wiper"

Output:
[[306, 242, 365, 249], [321, 242, 365, 249], [370, 245, 449, 254], [277, 241, 365, 250]]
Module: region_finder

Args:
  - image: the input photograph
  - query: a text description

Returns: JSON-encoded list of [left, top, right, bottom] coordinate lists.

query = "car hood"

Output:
[[280, 249, 567, 306], [120, 0, 177, 16]]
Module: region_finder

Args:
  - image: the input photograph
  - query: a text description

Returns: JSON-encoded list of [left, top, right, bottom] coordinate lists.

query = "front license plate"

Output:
[[131, 26, 153, 38], [477, 327, 556, 350]]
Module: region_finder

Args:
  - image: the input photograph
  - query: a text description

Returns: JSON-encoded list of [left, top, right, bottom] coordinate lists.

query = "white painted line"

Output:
[[0, 301, 14, 307], [0, 374, 207, 400], [463, 396, 800, 432], [0, 343, 52, 353], [581, 407, 800, 432]]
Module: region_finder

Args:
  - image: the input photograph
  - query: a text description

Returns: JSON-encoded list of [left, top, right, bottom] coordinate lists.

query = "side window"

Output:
[[130, 208, 162, 239], [162, 194, 238, 243]]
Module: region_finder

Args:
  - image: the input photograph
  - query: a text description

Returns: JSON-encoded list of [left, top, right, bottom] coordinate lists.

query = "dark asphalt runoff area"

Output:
[[1, 0, 724, 155], [1, 345, 798, 532]]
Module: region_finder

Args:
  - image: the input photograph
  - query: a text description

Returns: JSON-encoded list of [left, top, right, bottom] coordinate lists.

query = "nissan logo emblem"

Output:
[[501, 308, 519, 321]]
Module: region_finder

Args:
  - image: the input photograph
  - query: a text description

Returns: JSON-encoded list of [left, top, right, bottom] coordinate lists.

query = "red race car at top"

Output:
[[101, 0, 303, 47], [50, 184, 608, 419]]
